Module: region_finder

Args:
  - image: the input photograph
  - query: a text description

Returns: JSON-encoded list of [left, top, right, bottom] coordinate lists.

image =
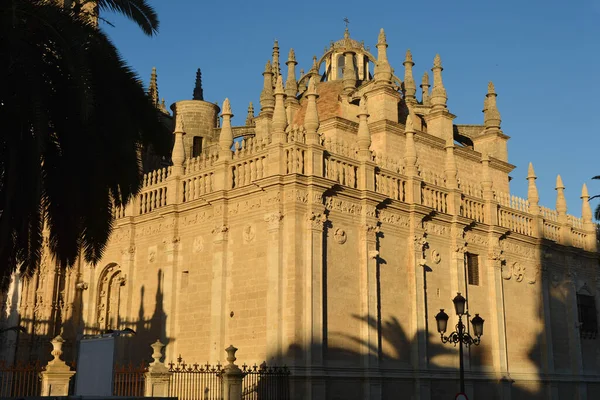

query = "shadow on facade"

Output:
[[2, 268, 169, 366]]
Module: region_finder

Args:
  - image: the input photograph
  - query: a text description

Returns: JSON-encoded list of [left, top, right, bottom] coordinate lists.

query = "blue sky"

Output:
[[102, 0, 600, 217]]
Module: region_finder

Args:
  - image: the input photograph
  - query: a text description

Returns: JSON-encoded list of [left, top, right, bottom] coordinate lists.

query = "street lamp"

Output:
[[434, 292, 484, 394]]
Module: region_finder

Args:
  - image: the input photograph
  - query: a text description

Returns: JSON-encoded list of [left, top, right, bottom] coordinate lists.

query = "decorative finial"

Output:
[[582, 183, 593, 224], [222, 98, 232, 116], [288, 48, 296, 62], [274, 74, 285, 95], [403, 49, 416, 101], [405, 112, 414, 132], [555, 175, 567, 216], [404, 110, 418, 177], [430, 54, 447, 110], [421, 71, 430, 105], [193, 68, 204, 101], [245, 102, 255, 126], [483, 81, 501, 130], [285, 48, 298, 98], [526, 162, 539, 212], [304, 76, 320, 144], [378, 28, 386, 44], [264, 60, 272, 73], [356, 96, 371, 160], [148, 67, 159, 106]]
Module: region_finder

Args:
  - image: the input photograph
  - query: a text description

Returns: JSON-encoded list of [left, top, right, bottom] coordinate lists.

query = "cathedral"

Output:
[[1, 27, 599, 400]]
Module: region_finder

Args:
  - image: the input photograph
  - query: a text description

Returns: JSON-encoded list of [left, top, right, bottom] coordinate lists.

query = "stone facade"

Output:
[[1, 28, 599, 400]]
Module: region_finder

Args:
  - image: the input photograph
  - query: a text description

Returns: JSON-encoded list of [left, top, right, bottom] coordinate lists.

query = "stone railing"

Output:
[[324, 154, 358, 189], [375, 169, 406, 202], [461, 195, 486, 223], [182, 168, 215, 202], [498, 207, 533, 236], [421, 182, 449, 214], [110, 134, 595, 252]]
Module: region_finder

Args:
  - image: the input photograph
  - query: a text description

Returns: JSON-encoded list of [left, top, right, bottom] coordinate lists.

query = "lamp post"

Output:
[[434, 293, 485, 394]]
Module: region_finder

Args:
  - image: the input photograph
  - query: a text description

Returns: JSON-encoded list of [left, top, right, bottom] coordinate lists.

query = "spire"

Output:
[[245, 102, 255, 126], [430, 54, 447, 111], [285, 48, 298, 98], [373, 28, 392, 85], [403, 50, 416, 102], [219, 98, 234, 158], [526, 162, 540, 212], [582, 183, 593, 224], [260, 60, 275, 115], [555, 175, 567, 216], [404, 111, 418, 176], [421, 72, 430, 106], [356, 97, 371, 161], [272, 40, 281, 87], [148, 67, 159, 106], [304, 77, 320, 145], [298, 69, 307, 93], [310, 56, 319, 79], [343, 51, 356, 93], [271, 75, 287, 142], [483, 81, 501, 130], [193, 68, 204, 101]]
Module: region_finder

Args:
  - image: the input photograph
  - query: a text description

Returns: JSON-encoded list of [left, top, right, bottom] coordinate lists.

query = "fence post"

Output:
[[144, 340, 172, 397], [40, 335, 75, 396], [222, 345, 244, 400]]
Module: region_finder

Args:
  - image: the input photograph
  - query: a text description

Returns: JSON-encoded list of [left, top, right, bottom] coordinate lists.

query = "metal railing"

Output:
[[168, 357, 224, 400], [241, 363, 290, 400], [0, 360, 44, 397]]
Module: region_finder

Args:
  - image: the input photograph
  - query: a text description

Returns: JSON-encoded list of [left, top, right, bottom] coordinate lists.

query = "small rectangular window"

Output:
[[466, 253, 479, 286], [192, 136, 203, 158], [577, 294, 597, 339]]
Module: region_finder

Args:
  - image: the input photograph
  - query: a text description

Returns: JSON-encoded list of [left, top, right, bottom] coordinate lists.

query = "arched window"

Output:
[[96, 263, 126, 331]]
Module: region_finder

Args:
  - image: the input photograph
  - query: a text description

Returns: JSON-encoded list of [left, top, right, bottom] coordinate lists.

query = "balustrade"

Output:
[[182, 172, 215, 202], [375, 170, 406, 202], [421, 183, 448, 213], [324, 156, 358, 188], [461, 196, 486, 223], [498, 207, 532, 236]]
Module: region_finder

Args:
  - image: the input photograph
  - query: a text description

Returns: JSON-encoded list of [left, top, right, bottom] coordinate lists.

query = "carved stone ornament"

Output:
[[148, 247, 157, 263], [75, 281, 89, 290], [455, 242, 468, 254], [193, 236, 204, 253], [488, 246, 505, 262], [307, 212, 327, 229], [264, 212, 283, 230], [120, 245, 136, 256], [501, 264, 512, 280], [512, 262, 525, 282], [431, 249, 441, 264], [526, 265, 539, 284], [333, 228, 347, 244], [368, 250, 380, 259], [243, 224, 256, 242], [413, 235, 429, 251], [212, 225, 229, 241]]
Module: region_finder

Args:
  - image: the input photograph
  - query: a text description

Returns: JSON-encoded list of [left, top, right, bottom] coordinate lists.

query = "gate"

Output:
[[113, 361, 147, 396], [0, 360, 44, 397]]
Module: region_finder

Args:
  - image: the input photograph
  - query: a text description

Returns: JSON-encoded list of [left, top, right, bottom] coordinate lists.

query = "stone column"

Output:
[[564, 270, 586, 399], [540, 261, 559, 400], [410, 233, 430, 400], [209, 223, 229, 362], [41, 336, 75, 396], [360, 223, 381, 399], [265, 211, 284, 361], [486, 244, 512, 400], [222, 345, 244, 400], [305, 211, 327, 400], [144, 340, 172, 397]]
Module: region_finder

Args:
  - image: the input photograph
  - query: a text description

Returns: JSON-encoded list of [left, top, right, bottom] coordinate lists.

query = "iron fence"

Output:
[[241, 363, 290, 400], [0, 360, 44, 397], [168, 356, 224, 400], [113, 361, 147, 397]]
